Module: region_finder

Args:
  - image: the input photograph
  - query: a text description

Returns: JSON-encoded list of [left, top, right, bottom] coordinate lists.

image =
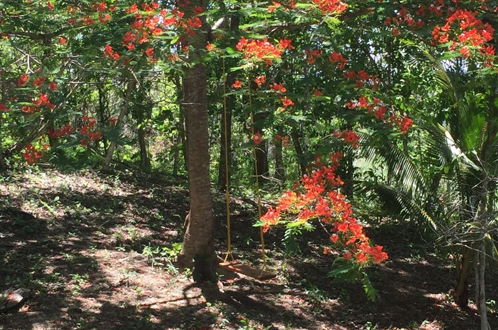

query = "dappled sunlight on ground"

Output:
[[1, 169, 494, 329]]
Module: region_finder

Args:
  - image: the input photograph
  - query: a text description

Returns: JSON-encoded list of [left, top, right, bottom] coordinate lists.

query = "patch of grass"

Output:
[[70, 273, 90, 296], [141, 242, 182, 274]]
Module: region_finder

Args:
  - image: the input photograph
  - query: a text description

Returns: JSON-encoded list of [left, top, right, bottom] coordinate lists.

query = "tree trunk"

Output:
[[137, 124, 150, 171], [478, 239, 490, 330], [274, 137, 285, 182], [177, 0, 217, 283], [342, 149, 354, 200], [172, 130, 181, 176], [174, 75, 188, 173], [253, 111, 269, 180], [454, 247, 473, 307], [291, 129, 306, 176], [97, 82, 109, 153]]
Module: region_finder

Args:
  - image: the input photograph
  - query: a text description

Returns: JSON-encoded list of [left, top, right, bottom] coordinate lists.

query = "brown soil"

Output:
[[0, 169, 496, 329]]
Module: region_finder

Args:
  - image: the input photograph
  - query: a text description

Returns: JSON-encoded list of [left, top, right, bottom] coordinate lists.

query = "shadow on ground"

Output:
[[0, 169, 496, 329]]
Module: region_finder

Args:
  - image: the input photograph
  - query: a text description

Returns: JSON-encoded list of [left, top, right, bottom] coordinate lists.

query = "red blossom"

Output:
[[236, 38, 283, 65], [232, 80, 242, 89], [145, 47, 154, 57], [104, 45, 120, 60], [17, 74, 29, 87], [279, 39, 294, 50], [312, 0, 347, 15], [267, 2, 282, 13], [254, 75, 266, 87], [22, 144, 47, 165], [306, 49, 322, 64], [270, 83, 286, 93], [281, 96, 294, 107], [33, 77, 45, 88], [329, 51, 347, 69], [95, 2, 107, 12], [334, 130, 360, 148], [261, 153, 388, 265], [205, 42, 216, 51], [253, 132, 263, 145], [399, 117, 413, 133]]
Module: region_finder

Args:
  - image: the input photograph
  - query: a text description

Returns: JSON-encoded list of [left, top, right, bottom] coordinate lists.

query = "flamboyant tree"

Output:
[[1, 3, 496, 323]]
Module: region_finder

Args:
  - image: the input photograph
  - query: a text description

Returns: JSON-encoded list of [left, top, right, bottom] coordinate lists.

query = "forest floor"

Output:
[[0, 168, 496, 329]]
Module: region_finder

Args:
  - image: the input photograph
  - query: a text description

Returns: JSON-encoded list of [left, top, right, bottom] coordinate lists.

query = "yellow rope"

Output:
[[221, 71, 267, 268]]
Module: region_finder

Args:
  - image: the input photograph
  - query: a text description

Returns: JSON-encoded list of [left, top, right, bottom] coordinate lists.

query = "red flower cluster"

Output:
[[79, 116, 102, 146], [281, 96, 294, 107], [48, 123, 73, 139], [343, 70, 380, 89], [232, 80, 243, 89], [0, 103, 9, 112], [261, 152, 388, 264], [270, 83, 286, 93], [236, 38, 286, 65], [33, 76, 45, 88], [17, 74, 57, 92], [205, 42, 216, 51], [306, 49, 323, 64], [145, 47, 156, 63], [267, 0, 296, 13], [329, 51, 347, 69], [17, 74, 29, 87], [104, 45, 120, 60], [22, 105, 38, 114], [274, 134, 290, 147], [333, 130, 360, 148], [345, 96, 413, 134], [311, 0, 347, 15], [254, 75, 266, 87], [391, 115, 413, 134], [253, 132, 263, 145], [432, 9, 495, 58], [383, 5, 425, 33], [22, 144, 48, 165], [32, 93, 55, 110]]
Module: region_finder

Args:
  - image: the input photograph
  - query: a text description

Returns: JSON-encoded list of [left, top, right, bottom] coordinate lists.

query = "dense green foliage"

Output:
[[1, 0, 497, 325]]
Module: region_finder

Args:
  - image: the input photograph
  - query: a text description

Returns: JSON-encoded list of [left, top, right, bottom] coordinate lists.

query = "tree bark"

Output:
[[291, 129, 306, 176], [174, 74, 188, 173], [97, 81, 109, 153], [253, 111, 269, 179], [137, 124, 150, 171], [478, 239, 490, 330], [274, 136, 285, 182], [177, 0, 217, 283]]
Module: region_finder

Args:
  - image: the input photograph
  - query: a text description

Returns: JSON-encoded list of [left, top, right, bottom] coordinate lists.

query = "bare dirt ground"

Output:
[[0, 169, 496, 329]]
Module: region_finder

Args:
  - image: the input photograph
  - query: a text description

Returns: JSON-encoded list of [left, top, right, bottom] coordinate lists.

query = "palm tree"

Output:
[[361, 54, 497, 328]]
